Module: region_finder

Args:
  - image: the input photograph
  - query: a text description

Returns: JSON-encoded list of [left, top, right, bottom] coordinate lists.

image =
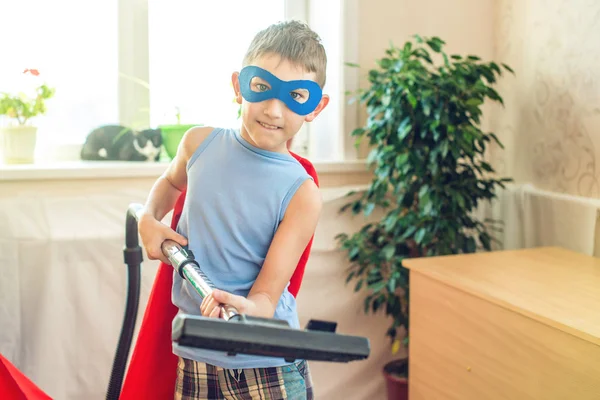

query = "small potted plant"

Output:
[[158, 106, 200, 160], [0, 69, 55, 163], [336, 35, 513, 400]]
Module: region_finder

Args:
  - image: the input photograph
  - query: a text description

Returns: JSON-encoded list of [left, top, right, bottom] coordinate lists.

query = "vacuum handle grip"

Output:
[[161, 240, 240, 321]]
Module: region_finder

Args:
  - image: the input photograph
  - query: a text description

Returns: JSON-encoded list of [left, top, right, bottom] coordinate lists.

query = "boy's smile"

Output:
[[232, 53, 329, 154]]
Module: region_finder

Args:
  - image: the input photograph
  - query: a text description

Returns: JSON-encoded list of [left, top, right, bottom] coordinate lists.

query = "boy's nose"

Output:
[[263, 99, 284, 119]]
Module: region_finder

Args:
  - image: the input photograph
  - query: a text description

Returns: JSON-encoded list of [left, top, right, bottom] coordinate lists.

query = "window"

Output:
[[147, 0, 285, 130], [0, 0, 119, 151], [1, 0, 357, 162], [143, 0, 311, 155]]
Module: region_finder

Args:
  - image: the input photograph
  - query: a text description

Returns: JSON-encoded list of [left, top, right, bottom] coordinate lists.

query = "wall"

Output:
[[490, 0, 600, 197], [354, 0, 496, 157], [357, 0, 495, 67]]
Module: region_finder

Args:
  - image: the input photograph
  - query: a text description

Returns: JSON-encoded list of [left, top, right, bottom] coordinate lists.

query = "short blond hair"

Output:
[[242, 20, 327, 88]]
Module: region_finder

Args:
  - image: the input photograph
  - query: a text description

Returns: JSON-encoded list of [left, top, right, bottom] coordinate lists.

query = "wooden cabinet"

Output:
[[403, 247, 600, 400]]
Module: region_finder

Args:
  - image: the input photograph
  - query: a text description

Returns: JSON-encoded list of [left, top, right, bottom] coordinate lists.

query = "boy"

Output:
[[138, 20, 329, 400]]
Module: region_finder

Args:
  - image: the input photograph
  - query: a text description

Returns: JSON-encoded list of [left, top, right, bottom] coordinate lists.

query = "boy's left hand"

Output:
[[199, 289, 256, 319]]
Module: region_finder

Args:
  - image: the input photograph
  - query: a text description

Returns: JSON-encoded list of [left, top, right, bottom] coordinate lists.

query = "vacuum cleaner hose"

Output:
[[106, 204, 144, 400]]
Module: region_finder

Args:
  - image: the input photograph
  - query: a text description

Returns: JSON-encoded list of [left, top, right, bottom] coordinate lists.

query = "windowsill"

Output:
[[0, 159, 368, 181]]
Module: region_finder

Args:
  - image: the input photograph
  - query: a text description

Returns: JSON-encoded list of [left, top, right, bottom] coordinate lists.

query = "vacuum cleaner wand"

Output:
[[161, 240, 238, 320], [162, 239, 370, 363]]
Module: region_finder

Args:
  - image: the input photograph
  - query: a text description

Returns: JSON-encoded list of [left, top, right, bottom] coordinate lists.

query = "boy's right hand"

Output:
[[138, 212, 188, 265]]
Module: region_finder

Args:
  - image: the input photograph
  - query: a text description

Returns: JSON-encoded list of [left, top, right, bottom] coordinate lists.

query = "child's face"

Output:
[[232, 53, 329, 153]]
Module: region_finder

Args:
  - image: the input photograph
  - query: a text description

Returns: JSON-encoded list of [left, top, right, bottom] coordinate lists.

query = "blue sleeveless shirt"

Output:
[[171, 127, 312, 368]]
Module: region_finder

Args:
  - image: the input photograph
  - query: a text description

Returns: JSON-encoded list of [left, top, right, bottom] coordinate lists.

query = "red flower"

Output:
[[23, 68, 40, 76]]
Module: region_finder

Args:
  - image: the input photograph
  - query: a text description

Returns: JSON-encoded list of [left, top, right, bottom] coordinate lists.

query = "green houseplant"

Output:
[[158, 106, 200, 160], [336, 35, 513, 399], [0, 69, 55, 163]]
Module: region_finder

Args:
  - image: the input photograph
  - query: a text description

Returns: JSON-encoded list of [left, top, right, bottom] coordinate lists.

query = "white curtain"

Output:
[[496, 183, 600, 256]]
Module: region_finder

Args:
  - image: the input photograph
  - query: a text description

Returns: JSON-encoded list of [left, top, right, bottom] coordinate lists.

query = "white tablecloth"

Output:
[[0, 183, 160, 399]]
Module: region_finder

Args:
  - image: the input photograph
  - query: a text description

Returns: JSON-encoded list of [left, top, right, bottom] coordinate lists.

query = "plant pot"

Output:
[[158, 124, 200, 160], [383, 357, 408, 400], [0, 125, 38, 164]]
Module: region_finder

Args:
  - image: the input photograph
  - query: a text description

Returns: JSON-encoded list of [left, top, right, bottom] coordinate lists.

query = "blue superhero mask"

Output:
[[238, 66, 322, 116]]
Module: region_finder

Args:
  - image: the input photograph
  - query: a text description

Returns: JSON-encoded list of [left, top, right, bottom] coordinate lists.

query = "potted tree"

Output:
[[0, 69, 55, 164], [336, 35, 513, 400]]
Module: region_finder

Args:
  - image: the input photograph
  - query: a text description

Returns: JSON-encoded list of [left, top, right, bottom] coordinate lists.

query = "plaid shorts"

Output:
[[174, 357, 314, 400]]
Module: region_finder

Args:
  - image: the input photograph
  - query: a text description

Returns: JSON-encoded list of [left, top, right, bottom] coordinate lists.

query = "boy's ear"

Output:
[[231, 72, 242, 104], [304, 94, 330, 122]]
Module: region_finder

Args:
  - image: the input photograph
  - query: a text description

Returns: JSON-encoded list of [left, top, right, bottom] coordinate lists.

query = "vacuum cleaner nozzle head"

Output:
[[172, 314, 370, 363]]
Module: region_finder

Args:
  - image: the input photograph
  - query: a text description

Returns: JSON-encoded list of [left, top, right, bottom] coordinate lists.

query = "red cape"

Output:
[[0, 353, 52, 400], [120, 153, 318, 399]]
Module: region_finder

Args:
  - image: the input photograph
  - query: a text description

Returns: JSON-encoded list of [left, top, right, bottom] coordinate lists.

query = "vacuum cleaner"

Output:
[[106, 204, 370, 400]]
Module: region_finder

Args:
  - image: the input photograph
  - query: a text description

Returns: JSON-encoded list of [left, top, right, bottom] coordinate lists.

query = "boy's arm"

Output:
[[138, 126, 213, 264], [207, 179, 322, 319]]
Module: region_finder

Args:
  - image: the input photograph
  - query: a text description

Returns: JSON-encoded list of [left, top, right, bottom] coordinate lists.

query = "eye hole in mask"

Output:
[[239, 66, 322, 116], [250, 77, 311, 105]]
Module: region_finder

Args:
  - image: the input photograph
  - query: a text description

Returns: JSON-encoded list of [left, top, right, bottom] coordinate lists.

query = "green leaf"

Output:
[[453, 192, 466, 209], [345, 271, 356, 284], [397, 120, 412, 140], [395, 152, 409, 167], [441, 140, 450, 158], [349, 246, 360, 260], [355, 279, 364, 292], [422, 101, 431, 116], [479, 232, 491, 250], [466, 98, 483, 107], [368, 69, 379, 81], [381, 94, 391, 106], [364, 202, 376, 216], [384, 214, 397, 232], [502, 63, 515, 74], [367, 149, 379, 165], [400, 226, 417, 240], [352, 127, 365, 137], [372, 296, 382, 312], [369, 280, 386, 292], [426, 37, 445, 53], [465, 237, 477, 253], [489, 132, 504, 148], [481, 161, 494, 172], [379, 58, 392, 69], [382, 244, 395, 260], [364, 295, 372, 313], [415, 228, 426, 244], [407, 93, 417, 108], [388, 276, 397, 293]]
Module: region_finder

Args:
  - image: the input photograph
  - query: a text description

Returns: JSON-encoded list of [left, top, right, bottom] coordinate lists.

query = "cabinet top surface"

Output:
[[404, 247, 600, 344]]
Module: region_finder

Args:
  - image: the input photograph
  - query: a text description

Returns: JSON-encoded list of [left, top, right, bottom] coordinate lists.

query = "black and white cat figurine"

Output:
[[80, 125, 162, 161]]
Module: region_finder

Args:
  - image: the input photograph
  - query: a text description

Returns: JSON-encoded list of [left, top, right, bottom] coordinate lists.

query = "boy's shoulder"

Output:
[[179, 126, 216, 161]]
